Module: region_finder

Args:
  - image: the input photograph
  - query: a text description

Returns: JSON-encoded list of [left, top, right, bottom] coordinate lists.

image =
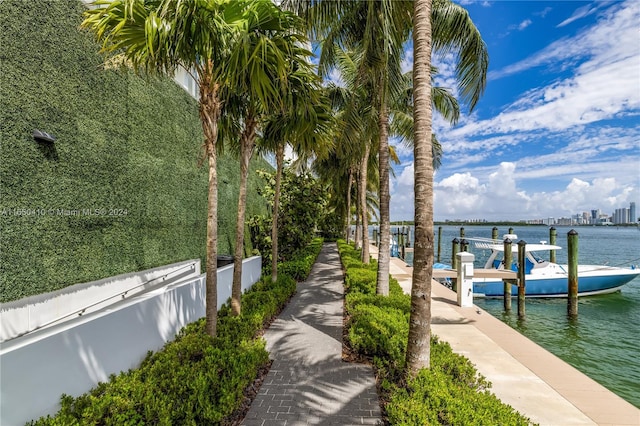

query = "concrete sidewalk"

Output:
[[242, 243, 381, 426], [375, 245, 640, 426]]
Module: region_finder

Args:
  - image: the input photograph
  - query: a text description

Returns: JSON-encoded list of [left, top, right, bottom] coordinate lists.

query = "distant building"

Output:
[[630, 202, 637, 223], [613, 208, 630, 224]]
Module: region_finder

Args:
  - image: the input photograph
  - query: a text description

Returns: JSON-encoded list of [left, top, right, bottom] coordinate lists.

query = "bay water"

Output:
[[390, 224, 640, 408]]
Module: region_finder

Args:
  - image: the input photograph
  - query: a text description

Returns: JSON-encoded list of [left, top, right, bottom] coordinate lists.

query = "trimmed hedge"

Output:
[[0, 0, 268, 302], [277, 237, 324, 281], [30, 272, 297, 425], [337, 239, 535, 425], [28, 235, 326, 425]]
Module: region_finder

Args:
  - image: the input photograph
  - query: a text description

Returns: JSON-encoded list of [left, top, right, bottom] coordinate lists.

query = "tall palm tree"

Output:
[[314, 1, 409, 271], [82, 0, 252, 338], [260, 73, 333, 282], [405, 0, 434, 378], [320, 46, 379, 262], [223, 1, 316, 315], [405, 0, 488, 377], [290, 0, 487, 298]]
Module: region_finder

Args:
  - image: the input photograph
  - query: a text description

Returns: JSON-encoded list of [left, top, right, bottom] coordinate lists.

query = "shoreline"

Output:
[[369, 244, 640, 426]]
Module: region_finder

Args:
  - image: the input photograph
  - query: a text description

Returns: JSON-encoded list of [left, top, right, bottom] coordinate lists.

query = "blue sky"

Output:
[[387, 0, 640, 222]]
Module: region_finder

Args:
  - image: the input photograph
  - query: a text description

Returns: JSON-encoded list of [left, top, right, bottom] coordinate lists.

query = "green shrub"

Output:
[[337, 239, 534, 425], [348, 303, 409, 366], [31, 335, 269, 425], [344, 268, 377, 294], [30, 270, 299, 425], [385, 340, 530, 425], [248, 169, 327, 269], [278, 237, 323, 281], [345, 292, 410, 314]]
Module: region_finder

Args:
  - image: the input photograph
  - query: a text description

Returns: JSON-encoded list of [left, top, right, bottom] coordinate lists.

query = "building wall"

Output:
[[0, 256, 262, 425], [0, 0, 268, 302]]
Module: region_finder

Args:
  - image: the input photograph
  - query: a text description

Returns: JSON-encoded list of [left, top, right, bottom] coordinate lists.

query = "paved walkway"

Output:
[[242, 244, 382, 426], [243, 242, 639, 425]]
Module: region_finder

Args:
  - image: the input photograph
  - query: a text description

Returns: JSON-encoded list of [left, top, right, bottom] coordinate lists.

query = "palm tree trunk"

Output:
[[354, 169, 361, 249], [271, 143, 285, 282], [199, 71, 221, 338], [377, 103, 390, 296], [232, 114, 257, 316], [406, 0, 434, 378], [345, 168, 353, 243], [360, 143, 370, 263]]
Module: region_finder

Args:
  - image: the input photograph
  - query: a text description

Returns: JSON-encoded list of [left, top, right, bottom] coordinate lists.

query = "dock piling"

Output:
[[460, 227, 465, 238], [492, 226, 499, 241], [517, 240, 527, 318], [437, 226, 442, 263], [451, 238, 460, 291], [549, 227, 557, 263], [503, 238, 513, 312], [568, 229, 579, 317], [460, 238, 469, 252]]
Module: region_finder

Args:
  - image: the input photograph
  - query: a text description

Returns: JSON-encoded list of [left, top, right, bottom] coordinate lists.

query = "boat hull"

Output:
[[473, 269, 639, 298]]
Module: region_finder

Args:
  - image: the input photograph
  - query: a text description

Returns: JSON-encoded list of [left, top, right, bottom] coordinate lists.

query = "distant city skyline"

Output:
[[438, 201, 639, 225]]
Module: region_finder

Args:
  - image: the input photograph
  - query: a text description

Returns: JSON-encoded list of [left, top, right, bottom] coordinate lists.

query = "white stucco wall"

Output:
[[0, 260, 200, 342], [0, 256, 262, 425]]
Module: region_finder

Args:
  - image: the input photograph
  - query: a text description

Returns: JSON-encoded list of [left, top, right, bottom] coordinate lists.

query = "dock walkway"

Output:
[[375, 245, 640, 426]]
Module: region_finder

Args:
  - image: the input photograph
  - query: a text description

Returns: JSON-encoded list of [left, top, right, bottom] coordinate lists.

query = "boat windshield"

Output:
[[529, 251, 546, 263]]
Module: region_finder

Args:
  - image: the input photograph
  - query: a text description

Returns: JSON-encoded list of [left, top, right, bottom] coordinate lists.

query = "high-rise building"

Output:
[[630, 202, 637, 224], [613, 208, 630, 224]]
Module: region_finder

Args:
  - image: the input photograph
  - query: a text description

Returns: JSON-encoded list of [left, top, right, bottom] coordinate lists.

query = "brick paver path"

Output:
[[242, 243, 382, 426]]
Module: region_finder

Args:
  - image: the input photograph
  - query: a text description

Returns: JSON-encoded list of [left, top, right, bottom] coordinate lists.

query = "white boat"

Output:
[[468, 234, 640, 297]]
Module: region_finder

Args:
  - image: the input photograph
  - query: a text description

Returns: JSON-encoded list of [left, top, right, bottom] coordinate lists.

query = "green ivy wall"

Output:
[[0, 0, 268, 302]]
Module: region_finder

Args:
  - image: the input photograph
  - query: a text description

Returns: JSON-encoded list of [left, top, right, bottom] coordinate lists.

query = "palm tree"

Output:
[[290, 0, 487, 297], [222, 2, 316, 315], [405, 0, 434, 378], [320, 46, 379, 262], [82, 0, 251, 338], [260, 73, 333, 282], [405, 0, 488, 377]]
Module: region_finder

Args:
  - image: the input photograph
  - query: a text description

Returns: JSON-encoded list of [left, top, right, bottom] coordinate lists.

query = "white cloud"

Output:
[[401, 47, 413, 75], [390, 161, 638, 221], [535, 7, 553, 18], [557, 1, 609, 28], [324, 67, 345, 88], [387, 0, 640, 222], [489, 0, 639, 81], [518, 19, 532, 30]]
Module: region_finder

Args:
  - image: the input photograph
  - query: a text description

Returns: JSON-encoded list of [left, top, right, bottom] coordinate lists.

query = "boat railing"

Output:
[[463, 237, 500, 250]]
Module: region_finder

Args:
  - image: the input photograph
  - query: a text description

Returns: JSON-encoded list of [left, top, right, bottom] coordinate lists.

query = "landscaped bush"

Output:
[[384, 341, 530, 425], [337, 239, 534, 425], [30, 272, 298, 425], [278, 237, 324, 281], [345, 268, 378, 294], [348, 303, 409, 365], [248, 169, 327, 271]]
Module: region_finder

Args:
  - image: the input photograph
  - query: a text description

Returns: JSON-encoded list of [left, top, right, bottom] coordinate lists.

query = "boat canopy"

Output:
[[470, 236, 562, 253]]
